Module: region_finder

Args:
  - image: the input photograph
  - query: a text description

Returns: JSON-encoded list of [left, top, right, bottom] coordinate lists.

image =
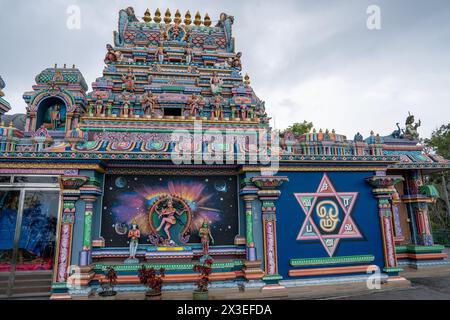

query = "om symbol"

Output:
[[316, 200, 340, 233]]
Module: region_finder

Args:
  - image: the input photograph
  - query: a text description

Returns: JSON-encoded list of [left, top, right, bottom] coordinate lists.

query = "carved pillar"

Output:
[[55, 176, 88, 283], [80, 195, 97, 266], [27, 112, 37, 132], [367, 174, 404, 274], [403, 170, 434, 246], [66, 112, 74, 132], [252, 176, 288, 286], [55, 195, 78, 283], [391, 192, 405, 244]]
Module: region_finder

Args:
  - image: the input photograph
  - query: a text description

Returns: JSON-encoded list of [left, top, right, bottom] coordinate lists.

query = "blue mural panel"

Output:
[[276, 171, 384, 278]]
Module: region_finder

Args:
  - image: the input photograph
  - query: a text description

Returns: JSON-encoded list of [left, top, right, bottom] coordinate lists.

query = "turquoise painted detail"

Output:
[[262, 274, 283, 281], [93, 260, 244, 272], [290, 255, 375, 267], [395, 244, 445, 254], [383, 267, 403, 273]]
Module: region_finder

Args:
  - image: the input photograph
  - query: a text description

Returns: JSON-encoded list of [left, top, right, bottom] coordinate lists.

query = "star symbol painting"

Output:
[[294, 174, 362, 257]]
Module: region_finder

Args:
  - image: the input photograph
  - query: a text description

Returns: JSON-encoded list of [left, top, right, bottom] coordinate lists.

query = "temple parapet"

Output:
[[22, 65, 88, 134]]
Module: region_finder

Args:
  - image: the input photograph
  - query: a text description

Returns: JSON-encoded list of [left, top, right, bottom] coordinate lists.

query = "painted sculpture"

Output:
[[404, 112, 421, 140], [121, 68, 135, 92], [141, 91, 158, 116], [155, 197, 187, 244], [125, 221, 140, 264], [198, 220, 214, 255], [210, 72, 223, 96]]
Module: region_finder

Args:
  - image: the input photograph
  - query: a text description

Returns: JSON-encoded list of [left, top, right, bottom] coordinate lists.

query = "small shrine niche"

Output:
[[36, 97, 67, 131]]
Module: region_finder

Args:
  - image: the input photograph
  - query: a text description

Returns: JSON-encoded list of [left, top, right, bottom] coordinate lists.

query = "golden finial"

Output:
[[154, 8, 162, 23], [164, 9, 172, 24], [184, 10, 192, 25], [203, 13, 211, 27], [174, 9, 182, 24], [194, 12, 202, 26], [143, 9, 151, 23], [244, 74, 250, 86]]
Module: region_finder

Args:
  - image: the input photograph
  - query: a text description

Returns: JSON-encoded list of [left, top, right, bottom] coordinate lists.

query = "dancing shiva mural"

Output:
[[0, 7, 448, 299]]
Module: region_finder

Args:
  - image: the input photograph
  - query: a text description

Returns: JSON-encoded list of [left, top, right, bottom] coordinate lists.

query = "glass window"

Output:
[[13, 176, 58, 184], [0, 177, 11, 183], [15, 191, 59, 272], [0, 190, 21, 277]]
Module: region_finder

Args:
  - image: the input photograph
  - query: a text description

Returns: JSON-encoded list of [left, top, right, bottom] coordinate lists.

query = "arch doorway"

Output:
[[36, 97, 67, 131]]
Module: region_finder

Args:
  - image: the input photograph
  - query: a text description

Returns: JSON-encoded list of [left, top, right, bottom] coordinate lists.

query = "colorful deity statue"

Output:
[[122, 95, 132, 117], [141, 91, 158, 116], [212, 95, 223, 119], [155, 42, 165, 63], [121, 67, 135, 92], [155, 197, 187, 242], [67, 123, 84, 139], [228, 52, 242, 70], [185, 44, 193, 64], [159, 28, 167, 42], [404, 112, 421, 140], [171, 24, 182, 40], [50, 105, 61, 130], [104, 44, 124, 63], [239, 104, 248, 119], [198, 220, 214, 254], [255, 101, 267, 119], [94, 93, 104, 115], [127, 220, 140, 260], [187, 94, 200, 116], [354, 132, 364, 142], [210, 72, 223, 96]]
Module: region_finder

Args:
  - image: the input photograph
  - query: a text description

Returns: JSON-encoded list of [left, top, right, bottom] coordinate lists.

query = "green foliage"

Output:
[[424, 123, 450, 159], [283, 121, 314, 136], [424, 122, 450, 232]]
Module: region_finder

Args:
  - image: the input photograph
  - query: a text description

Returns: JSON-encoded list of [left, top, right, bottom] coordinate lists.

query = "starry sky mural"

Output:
[[101, 174, 239, 247]]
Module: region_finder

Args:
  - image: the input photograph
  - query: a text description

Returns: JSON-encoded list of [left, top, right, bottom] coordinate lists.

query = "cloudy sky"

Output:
[[1, 0, 449, 139]]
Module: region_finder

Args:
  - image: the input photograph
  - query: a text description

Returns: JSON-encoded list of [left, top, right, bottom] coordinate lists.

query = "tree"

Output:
[[282, 121, 314, 136], [424, 123, 450, 232], [424, 123, 450, 159]]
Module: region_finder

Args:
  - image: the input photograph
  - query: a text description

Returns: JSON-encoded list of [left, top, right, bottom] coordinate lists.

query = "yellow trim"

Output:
[[0, 162, 105, 173], [240, 166, 387, 173], [80, 116, 260, 125]]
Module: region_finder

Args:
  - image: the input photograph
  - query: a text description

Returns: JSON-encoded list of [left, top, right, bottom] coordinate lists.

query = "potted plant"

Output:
[[193, 258, 213, 300], [138, 265, 165, 300], [98, 266, 118, 299]]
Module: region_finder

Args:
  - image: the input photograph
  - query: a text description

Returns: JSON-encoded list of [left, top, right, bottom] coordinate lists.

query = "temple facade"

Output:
[[0, 7, 449, 299]]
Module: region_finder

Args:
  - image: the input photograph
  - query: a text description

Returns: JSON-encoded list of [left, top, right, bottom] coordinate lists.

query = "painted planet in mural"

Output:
[[115, 177, 127, 188], [114, 222, 128, 235], [214, 180, 227, 192]]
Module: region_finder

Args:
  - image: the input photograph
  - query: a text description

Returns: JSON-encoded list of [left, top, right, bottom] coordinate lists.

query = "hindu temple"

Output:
[[0, 7, 449, 299]]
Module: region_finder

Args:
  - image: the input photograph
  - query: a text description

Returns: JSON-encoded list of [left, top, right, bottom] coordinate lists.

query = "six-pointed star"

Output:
[[294, 174, 362, 256]]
